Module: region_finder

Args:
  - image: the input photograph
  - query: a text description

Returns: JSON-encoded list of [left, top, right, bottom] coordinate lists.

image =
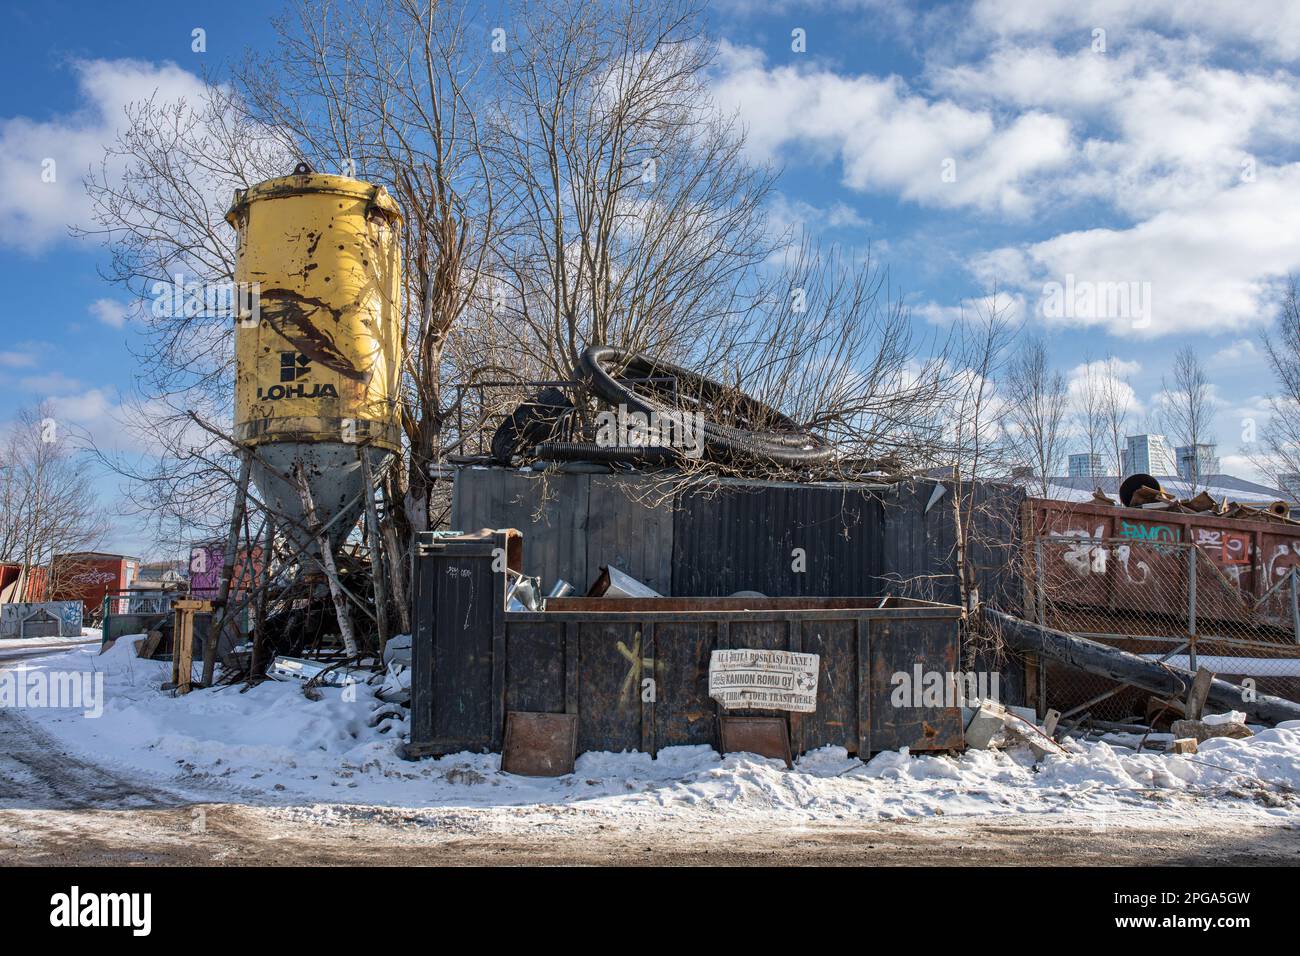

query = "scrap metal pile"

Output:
[[483, 345, 838, 474], [1094, 473, 1300, 525]]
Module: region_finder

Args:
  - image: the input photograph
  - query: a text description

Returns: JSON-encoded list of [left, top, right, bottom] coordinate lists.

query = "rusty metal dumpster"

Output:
[[404, 531, 966, 760]]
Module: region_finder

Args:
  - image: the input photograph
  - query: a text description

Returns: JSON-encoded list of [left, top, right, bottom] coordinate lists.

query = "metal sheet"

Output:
[[672, 481, 883, 597], [501, 712, 578, 776], [719, 716, 792, 767]]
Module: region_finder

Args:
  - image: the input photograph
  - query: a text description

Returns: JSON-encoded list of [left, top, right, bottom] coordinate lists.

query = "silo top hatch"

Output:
[[225, 169, 401, 227]]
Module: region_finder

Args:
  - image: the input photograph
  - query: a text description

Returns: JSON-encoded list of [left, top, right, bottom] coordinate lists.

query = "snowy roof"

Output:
[[1024, 474, 1293, 506]]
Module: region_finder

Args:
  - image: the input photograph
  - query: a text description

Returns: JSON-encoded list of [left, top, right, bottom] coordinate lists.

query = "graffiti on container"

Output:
[[1267, 542, 1300, 582], [69, 569, 118, 586], [1112, 544, 1151, 584], [1118, 519, 1179, 554], [1050, 525, 1108, 575], [1192, 527, 1251, 585], [616, 630, 660, 707]]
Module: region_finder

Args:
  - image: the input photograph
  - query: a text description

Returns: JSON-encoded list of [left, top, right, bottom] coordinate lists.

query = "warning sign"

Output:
[[708, 649, 820, 713]]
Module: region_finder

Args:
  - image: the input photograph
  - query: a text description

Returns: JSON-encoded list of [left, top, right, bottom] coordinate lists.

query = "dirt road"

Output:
[[2, 657, 1297, 866], [4, 799, 1299, 865]]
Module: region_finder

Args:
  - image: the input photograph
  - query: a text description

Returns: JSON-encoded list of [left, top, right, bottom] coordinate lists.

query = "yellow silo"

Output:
[[228, 166, 403, 451], [225, 165, 403, 554]]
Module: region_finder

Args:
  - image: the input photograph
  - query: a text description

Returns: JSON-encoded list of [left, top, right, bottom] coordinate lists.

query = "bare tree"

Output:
[[487, 0, 776, 377], [1003, 338, 1068, 496], [1073, 354, 1105, 478], [0, 404, 110, 600], [943, 292, 1018, 612], [1160, 345, 1217, 489], [1099, 353, 1133, 477], [1255, 274, 1300, 497]]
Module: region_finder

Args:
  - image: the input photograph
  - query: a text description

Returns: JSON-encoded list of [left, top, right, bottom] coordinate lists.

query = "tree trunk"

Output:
[[986, 608, 1300, 726]]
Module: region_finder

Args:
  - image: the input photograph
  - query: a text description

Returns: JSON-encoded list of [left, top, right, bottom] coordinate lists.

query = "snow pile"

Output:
[[7, 639, 1300, 824]]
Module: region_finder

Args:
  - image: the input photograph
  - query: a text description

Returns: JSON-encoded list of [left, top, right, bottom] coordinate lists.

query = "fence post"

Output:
[[1034, 537, 1048, 716], [1034, 538, 1046, 625], [1187, 545, 1198, 671], [1291, 566, 1300, 646]]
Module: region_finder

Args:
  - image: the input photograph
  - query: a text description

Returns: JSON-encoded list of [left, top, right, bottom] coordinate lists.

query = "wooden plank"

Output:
[[856, 617, 870, 756], [174, 603, 195, 695]]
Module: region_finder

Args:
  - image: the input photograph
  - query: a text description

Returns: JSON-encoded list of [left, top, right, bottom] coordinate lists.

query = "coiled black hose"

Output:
[[578, 345, 834, 466]]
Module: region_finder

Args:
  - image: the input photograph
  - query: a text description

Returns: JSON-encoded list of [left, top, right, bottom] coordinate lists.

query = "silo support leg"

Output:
[[292, 462, 358, 657], [359, 449, 390, 657]]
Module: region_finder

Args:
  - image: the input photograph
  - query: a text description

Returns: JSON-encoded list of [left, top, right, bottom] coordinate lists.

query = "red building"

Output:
[[0, 563, 49, 603], [50, 552, 140, 620]]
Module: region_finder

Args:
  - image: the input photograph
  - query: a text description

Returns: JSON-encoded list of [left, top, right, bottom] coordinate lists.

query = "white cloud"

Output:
[[712, 43, 1074, 215], [88, 297, 129, 329], [0, 58, 208, 252], [0, 349, 37, 368], [968, 0, 1300, 63], [976, 164, 1300, 337], [1212, 339, 1261, 363], [931, 44, 1300, 218], [20, 370, 83, 396]]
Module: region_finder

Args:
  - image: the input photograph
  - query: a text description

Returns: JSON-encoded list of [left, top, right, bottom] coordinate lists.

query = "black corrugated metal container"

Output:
[[402, 528, 967, 760]]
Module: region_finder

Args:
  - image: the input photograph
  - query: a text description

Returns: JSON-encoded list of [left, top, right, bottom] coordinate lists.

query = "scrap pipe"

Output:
[[985, 608, 1300, 726]]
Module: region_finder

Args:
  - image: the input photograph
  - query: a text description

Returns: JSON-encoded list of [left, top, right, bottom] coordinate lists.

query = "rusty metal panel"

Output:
[[652, 621, 718, 748], [1027, 497, 1300, 616], [719, 716, 792, 767], [505, 620, 565, 714], [575, 620, 646, 754], [867, 616, 964, 753], [501, 712, 578, 776], [799, 618, 859, 752]]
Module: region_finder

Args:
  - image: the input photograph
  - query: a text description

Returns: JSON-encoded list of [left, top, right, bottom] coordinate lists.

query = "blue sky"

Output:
[[2, 0, 1298, 556]]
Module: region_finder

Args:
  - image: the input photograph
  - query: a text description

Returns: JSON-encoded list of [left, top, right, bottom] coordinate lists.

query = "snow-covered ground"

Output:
[[0, 631, 100, 656], [4, 636, 1300, 828]]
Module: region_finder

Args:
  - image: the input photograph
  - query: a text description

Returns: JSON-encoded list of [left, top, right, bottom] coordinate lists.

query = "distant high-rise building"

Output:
[[1068, 453, 1105, 478], [1122, 434, 1177, 476], [1175, 443, 1221, 482]]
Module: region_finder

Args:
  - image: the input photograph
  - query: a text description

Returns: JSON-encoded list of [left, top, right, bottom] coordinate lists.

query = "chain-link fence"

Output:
[[1025, 533, 1300, 723]]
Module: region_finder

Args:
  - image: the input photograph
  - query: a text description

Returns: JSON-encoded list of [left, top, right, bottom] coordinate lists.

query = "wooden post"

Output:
[[383, 522, 411, 635], [172, 599, 212, 695], [1291, 566, 1300, 645], [201, 450, 252, 687], [359, 449, 391, 657], [292, 462, 358, 656]]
